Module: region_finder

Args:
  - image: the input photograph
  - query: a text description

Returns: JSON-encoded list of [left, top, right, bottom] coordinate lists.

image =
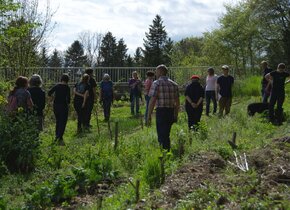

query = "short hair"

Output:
[[103, 73, 110, 80], [261, 60, 268, 65], [81, 73, 90, 83], [277, 63, 286, 70], [146, 71, 155, 77], [207, 67, 214, 75], [156, 64, 168, 75], [29, 74, 43, 87], [85, 68, 93, 74], [15, 76, 28, 88], [61, 74, 69, 83]]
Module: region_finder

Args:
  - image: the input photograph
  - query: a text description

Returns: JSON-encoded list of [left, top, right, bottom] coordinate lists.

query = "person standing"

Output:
[[217, 65, 234, 117], [261, 61, 272, 103], [144, 71, 155, 124], [74, 74, 90, 133], [265, 63, 290, 125], [185, 75, 204, 130], [129, 71, 142, 116], [147, 65, 180, 151], [84, 68, 97, 128], [99, 74, 114, 121], [28, 74, 46, 130], [205, 67, 218, 116], [48, 74, 70, 145]]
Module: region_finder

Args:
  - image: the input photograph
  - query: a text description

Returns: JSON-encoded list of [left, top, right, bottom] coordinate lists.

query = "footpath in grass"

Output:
[[0, 96, 290, 209]]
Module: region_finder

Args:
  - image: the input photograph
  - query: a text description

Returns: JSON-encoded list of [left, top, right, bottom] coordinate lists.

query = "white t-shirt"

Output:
[[206, 75, 218, 91]]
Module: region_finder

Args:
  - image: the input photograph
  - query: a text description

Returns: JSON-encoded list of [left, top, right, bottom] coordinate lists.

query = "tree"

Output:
[[134, 47, 143, 66], [99, 32, 117, 67], [0, 0, 55, 74], [48, 49, 62, 67], [64, 40, 87, 67], [39, 47, 49, 67], [249, 0, 290, 65], [126, 55, 133, 67], [142, 15, 171, 66], [78, 31, 103, 67], [115, 38, 128, 67]]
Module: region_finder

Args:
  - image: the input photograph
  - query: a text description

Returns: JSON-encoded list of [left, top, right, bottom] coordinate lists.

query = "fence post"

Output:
[[114, 121, 119, 150], [107, 120, 113, 141]]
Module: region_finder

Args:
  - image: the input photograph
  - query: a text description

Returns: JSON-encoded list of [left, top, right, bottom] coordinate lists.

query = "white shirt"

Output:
[[206, 75, 218, 91]]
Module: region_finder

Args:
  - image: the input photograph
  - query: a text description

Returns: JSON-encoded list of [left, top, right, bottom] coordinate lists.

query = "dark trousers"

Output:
[[186, 106, 203, 130], [53, 104, 68, 139], [205, 91, 217, 115], [269, 92, 285, 123], [130, 93, 140, 114], [85, 98, 94, 126], [261, 85, 270, 103], [219, 97, 232, 117], [102, 98, 112, 120], [156, 108, 174, 150], [74, 100, 87, 130]]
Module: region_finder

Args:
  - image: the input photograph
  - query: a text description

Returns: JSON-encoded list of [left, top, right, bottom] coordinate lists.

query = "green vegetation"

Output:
[[0, 78, 288, 209]]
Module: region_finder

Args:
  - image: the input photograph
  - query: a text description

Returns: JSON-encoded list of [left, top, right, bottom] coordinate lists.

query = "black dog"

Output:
[[247, 102, 269, 116]]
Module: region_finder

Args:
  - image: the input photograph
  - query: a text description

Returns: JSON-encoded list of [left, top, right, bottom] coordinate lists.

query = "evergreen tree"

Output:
[[64, 40, 87, 67], [142, 15, 171, 66], [126, 55, 133, 67], [48, 49, 62, 67], [134, 47, 143, 66], [99, 32, 117, 67], [115, 38, 128, 67], [39, 47, 49, 67]]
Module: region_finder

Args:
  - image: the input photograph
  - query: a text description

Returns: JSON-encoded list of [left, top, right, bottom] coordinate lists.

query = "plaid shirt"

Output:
[[149, 76, 179, 108]]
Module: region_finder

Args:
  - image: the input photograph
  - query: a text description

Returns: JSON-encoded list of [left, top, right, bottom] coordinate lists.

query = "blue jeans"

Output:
[[53, 104, 68, 139], [102, 98, 112, 120], [156, 108, 174, 150], [130, 94, 140, 114], [144, 95, 150, 123], [261, 85, 270, 103]]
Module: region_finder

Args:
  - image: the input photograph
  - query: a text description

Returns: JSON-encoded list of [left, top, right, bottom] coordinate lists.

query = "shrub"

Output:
[[233, 76, 261, 97], [0, 109, 40, 173]]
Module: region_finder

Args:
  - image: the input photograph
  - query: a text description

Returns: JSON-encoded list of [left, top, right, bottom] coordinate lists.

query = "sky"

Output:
[[40, 0, 237, 55]]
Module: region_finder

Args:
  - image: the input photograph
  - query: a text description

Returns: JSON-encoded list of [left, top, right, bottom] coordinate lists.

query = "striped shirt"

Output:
[[149, 76, 179, 108]]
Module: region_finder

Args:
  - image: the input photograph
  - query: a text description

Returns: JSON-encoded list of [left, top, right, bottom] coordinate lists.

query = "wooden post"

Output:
[[140, 115, 144, 130], [114, 121, 119, 150], [135, 179, 140, 202], [228, 132, 237, 150], [95, 104, 100, 136], [107, 120, 113, 141], [159, 155, 165, 184]]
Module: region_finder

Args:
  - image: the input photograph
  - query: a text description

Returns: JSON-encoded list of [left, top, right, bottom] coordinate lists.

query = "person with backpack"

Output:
[[265, 63, 290, 125], [129, 71, 142, 116], [99, 74, 114, 121], [48, 74, 70, 145], [28, 74, 46, 130], [84, 68, 97, 128], [185, 75, 204, 130], [205, 67, 218, 116], [217, 65, 234, 117], [7, 76, 33, 113], [74, 73, 90, 133]]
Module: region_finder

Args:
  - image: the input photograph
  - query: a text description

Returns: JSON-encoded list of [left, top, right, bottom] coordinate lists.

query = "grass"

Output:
[[0, 79, 290, 209]]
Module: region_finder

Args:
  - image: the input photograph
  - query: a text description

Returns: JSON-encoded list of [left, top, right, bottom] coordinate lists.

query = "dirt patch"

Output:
[[137, 137, 290, 209]]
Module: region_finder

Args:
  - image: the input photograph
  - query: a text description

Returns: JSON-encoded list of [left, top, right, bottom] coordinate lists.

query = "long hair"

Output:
[[10, 76, 28, 95], [81, 73, 90, 83]]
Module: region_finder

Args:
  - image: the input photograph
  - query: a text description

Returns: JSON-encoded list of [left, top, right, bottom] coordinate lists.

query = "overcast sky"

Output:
[[41, 0, 238, 54]]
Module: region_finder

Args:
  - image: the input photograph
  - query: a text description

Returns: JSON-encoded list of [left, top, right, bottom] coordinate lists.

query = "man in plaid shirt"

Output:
[[147, 65, 180, 150]]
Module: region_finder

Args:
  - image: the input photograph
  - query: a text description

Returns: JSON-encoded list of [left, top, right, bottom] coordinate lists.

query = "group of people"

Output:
[[5, 61, 289, 149], [6, 69, 114, 145]]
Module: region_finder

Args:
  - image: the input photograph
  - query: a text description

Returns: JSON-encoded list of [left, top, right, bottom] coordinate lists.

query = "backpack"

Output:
[[6, 94, 18, 113]]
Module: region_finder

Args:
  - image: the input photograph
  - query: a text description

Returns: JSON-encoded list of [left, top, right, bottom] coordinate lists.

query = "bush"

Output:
[[233, 76, 261, 97], [0, 108, 40, 173]]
